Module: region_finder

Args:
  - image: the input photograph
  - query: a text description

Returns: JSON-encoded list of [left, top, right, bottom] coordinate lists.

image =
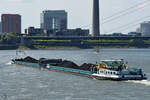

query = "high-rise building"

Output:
[[92, 0, 100, 36], [140, 21, 150, 37], [40, 10, 67, 31], [1, 14, 21, 33]]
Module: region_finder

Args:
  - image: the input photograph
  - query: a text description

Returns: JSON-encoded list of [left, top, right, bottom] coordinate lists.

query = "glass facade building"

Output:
[[141, 21, 150, 37], [40, 10, 67, 31]]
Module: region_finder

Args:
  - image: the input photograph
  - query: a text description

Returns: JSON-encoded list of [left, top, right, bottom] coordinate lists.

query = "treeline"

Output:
[[31, 39, 149, 48], [0, 32, 19, 44], [0, 33, 149, 48]]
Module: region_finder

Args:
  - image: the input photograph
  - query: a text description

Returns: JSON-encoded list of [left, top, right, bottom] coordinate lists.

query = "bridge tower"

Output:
[[92, 0, 100, 36]]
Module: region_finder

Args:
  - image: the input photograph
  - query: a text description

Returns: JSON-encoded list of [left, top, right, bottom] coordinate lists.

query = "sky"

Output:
[[0, 0, 150, 34]]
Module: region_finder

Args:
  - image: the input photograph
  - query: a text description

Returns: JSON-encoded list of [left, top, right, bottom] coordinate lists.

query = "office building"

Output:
[[25, 27, 89, 37], [55, 28, 89, 37], [140, 21, 150, 37], [25, 27, 45, 36], [1, 14, 21, 33], [128, 32, 141, 37], [25, 27, 54, 36], [40, 10, 67, 31]]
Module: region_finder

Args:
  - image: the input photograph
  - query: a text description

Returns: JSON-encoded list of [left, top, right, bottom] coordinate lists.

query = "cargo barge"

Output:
[[11, 56, 147, 81]]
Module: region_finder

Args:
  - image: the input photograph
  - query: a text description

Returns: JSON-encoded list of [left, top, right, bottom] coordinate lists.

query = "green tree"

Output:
[[0, 32, 19, 44], [130, 39, 147, 48]]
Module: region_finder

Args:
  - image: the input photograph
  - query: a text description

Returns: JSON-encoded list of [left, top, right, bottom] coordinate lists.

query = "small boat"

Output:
[[11, 56, 147, 81], [92, 59, 147, 80], [94, 47, 100, 53]]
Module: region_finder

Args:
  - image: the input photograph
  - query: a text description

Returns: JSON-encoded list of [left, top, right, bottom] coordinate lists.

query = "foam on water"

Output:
[[127, 80, 150, 86], [5, 61, 12, 65]]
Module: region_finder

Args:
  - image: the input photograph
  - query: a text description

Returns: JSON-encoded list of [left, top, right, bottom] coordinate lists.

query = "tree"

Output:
[[130, 39, 147, 48], [0, 32, 19, 44]]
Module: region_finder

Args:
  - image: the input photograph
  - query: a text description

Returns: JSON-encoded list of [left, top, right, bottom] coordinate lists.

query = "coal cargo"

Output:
[[55, 60, 80, 69], [14, 56, 38, 63], [80, 63, 96, 71], [39, 58, 63, 64], [13, 56, 95, 71], [23, 56, 38, 63]]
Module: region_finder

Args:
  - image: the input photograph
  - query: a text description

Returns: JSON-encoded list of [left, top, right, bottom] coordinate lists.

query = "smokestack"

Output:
[[92, 0, 100, 36]]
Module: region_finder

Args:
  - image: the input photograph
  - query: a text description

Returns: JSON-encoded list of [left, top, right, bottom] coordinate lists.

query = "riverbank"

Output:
[[0, 45, 150, 50]]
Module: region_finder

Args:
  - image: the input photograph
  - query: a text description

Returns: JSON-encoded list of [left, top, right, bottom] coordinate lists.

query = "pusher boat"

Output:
[[92, 59, 147, 80]]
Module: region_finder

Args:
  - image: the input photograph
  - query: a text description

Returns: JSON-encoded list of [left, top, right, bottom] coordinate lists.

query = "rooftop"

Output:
[[2, 14, 21, 16], [43, 10, 66, 13]]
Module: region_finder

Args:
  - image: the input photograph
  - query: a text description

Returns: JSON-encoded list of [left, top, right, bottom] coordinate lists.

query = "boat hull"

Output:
[[92, 74, 147, 81], [12, 60, 147, 81], [12, 60, 93, 77]]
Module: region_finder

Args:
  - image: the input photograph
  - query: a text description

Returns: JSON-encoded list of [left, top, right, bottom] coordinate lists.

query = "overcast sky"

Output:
[[0, 0, 150, 34]]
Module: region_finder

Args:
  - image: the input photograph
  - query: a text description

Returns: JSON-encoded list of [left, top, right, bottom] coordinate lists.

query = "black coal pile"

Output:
[[14, 58, 24, 62], [80, 63, 95, 71], [14, 56, 96, 71], [54, 61, 96, 71], [39, 58, 63, 64], [15, 56, 38, 63], [54, 60, 80, 69], [23, 56, 38, 63]]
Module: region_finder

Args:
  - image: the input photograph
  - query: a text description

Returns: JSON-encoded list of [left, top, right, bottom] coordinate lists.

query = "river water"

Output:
[[0, 48, 150, 100]]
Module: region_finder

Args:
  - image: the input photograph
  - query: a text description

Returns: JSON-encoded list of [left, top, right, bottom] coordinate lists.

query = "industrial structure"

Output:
[[140, 21, 150, 37], [25, 10, 90, 37], [92, 0, 100, 36], [25, 27, 89, 37], [1, 14, 21, 33], [55, 28, 89, 37], [25, 27, 46, 36], [40, 10, 67, 31]]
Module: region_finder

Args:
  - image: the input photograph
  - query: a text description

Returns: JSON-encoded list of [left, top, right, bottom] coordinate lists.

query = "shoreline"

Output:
[[0, 45, 149, 50]]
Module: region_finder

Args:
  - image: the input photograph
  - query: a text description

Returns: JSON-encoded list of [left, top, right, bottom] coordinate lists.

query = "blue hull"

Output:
[[14, 61, 40, 67], [13, 61, 93, 75]]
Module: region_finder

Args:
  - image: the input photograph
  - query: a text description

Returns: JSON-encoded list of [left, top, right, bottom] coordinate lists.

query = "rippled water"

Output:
[[0, 49, 150, 100]]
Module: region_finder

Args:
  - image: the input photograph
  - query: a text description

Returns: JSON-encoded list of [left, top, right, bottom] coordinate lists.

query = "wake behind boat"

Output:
[[11, 55, 147, 81]]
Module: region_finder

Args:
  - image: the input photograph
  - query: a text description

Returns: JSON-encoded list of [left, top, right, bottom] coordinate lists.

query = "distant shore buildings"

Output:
[[25, 10, 89, 37], [40, 10, 67, 31], [1, 14, 21, 33], [25, 26, 89, 37], [1, 10, 150, 37], [140, 21, 150, 37]]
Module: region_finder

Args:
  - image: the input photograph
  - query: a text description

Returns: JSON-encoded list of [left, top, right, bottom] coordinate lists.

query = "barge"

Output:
[[11, 56, 147, 81]]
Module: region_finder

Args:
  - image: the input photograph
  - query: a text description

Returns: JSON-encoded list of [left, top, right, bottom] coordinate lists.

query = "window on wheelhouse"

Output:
[[100, 71, 103, 73], [106, 71, 108, 74]]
